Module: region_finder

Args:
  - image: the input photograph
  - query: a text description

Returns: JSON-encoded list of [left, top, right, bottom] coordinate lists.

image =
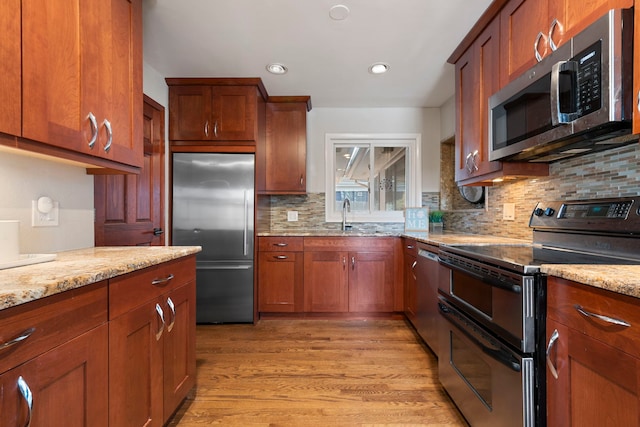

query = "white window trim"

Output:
[[325, 133, 422, 223]]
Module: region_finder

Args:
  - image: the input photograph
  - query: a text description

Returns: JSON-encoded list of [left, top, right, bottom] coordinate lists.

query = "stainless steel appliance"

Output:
[[438, 197, 640, 427], [489, 9, 635, 163], [172, 153, 255, 323], [415, 243, 442, 355]]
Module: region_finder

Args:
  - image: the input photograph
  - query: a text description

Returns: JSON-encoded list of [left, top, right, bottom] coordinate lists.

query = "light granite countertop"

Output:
[[0, 246, 201, 311]]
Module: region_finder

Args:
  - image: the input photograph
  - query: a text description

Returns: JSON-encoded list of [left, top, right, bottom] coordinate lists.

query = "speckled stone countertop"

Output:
[[0, 246, 201, 311]]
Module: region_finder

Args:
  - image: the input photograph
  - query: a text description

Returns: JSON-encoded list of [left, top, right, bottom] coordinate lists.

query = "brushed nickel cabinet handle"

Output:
[[204, 120, 209, 137], [637, 90, 640, 113], [0, 327, 36, 351], [274, 242, 288, 247], [155, 303, 165, 340], [274, 255, 288, 260], [151, 274, 175, 286], [167, 297, 176, 332], [103, 119, 113, 152], [574, 304, 631, 327], [18, 376, 33, 427], [343, 256, 346, 270], [411, 260, 417, 280], [87, 112, 98, 148], [351, 256, 355, 270], [546, 329, 560, 380], [214, 120, 218, 137], [534, 31, 547, 62], [548, 18, 563, 51], [300, 175, 304, 186]]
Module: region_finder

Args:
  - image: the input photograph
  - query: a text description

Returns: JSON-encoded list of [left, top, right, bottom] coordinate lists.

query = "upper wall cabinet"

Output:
[[454, 16, 548, 185], [167, 78, 268, 145], [500, 0, 632, 87], [20, 0, 143, 171], [258, 97, 311, 194], [0, 0, 20, 137]]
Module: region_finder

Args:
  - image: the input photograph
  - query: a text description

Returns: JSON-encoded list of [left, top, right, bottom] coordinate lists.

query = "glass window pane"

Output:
[[373, 147, 406, 212], [335, 145, 370, 212]]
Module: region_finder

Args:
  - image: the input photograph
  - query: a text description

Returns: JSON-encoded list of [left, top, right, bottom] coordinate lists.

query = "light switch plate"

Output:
[[503, 203, 515, 221], [287, 211, 299, 222]]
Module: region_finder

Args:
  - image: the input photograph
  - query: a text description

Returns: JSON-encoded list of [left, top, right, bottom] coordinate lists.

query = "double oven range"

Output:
[[437, 197, 640, 427]]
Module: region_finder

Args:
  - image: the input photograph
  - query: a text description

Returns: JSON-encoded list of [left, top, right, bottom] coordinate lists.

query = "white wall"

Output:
[[306, 107, 441, 193], [0, 147, 94, 253], [440, 96, 455, 141]]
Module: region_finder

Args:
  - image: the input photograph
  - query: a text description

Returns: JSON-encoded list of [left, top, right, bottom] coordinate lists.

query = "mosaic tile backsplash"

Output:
[[261, 143, 640, 240]]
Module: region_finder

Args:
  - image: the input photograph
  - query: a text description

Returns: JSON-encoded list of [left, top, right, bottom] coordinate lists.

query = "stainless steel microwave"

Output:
[[489, 8, 636, 163]]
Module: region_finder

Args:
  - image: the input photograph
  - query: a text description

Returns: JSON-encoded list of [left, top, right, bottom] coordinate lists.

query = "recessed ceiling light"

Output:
[[266, 63, 288, 75], [329, 4, 350, 20], [368, 63, 390, 74]]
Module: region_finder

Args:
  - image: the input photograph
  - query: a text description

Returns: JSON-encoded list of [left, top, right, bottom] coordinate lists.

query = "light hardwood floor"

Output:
[[168, 319, 468, 426]]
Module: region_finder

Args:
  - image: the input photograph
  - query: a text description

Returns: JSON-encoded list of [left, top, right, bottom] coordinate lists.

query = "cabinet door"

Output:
[[349, 251, 394, 313], [163, 282, 196, 422], [0, 325, 108, 427], [303, 251, 348, 312], [22, 0, 142, 168], [264, 102, 307, 193], [403, 253, 417, 323], [0, 0, 20, 136], [169, 86, 212, 140], [212, 86, 257, 141], [109, 299, 164, 427], [546, 319, 640, 426], [258, 251, 304, 312], [500, 0, 550, 86], [454, 18, 501, 182]]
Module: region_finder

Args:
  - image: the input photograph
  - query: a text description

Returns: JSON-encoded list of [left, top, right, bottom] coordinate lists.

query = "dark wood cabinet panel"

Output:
[[21, 0, 142, 169], [258, 251, 304, 313], [261, 98, 309, 194], [0, 0, 20, 136], [304, 250, 349, 313], [546, 277, 640, 425], [403, 238, 418, 323], [349, 251, 394, 312]]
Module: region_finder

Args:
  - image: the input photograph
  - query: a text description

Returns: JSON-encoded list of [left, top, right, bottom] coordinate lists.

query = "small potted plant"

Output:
[[429, 210, 444, 233]]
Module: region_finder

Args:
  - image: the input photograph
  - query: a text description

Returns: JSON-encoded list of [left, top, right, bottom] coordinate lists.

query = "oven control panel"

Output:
[[530, 198, 640, 233]]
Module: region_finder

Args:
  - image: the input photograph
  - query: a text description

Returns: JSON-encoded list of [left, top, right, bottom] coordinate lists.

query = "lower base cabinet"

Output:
[[546, 276, 640, 426], [0, 324, 109, 427]]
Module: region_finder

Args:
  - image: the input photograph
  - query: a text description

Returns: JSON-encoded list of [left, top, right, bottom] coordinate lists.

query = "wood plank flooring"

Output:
[[167, 319, 468, 426]]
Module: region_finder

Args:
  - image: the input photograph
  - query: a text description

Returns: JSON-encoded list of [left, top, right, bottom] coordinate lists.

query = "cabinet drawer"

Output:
[[0, 281, 107, 375], [109, 256, 196, 318], [548, 277, 640, 358], [258, 237, 303, 252], [402, 238, 418, 256]]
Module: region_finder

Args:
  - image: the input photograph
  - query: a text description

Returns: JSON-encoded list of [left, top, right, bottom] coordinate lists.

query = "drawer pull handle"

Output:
[[152, 274, 175, 286], [274, 243, 288, 247], [103, 118, 113, 152], [167, 297, 176, 332], [274, 255, 288, 260], [0, 327, 36, 351], [546, 329, 560, 380], [574, 304, 630, 327], [406, 245, 414, 249], [18, 376, 33, 427], [87, 112, 98, 148], [155, 303, 165, 340], [411, 260, 417, 281]]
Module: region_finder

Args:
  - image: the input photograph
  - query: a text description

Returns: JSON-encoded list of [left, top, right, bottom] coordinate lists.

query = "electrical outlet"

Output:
[[503, 203, 515, 221], [287, 211, 298, 222], [32, 198, 59, 227]]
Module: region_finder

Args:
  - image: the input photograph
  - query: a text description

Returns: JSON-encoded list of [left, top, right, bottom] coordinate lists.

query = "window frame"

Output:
[[325, 133, 422, 223]]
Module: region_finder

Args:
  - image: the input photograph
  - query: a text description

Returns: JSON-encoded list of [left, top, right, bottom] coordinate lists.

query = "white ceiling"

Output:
[[142, 0, 493, 108]]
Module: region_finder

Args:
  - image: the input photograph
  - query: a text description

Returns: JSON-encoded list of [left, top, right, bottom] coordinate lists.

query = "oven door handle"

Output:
[[439, 302, 522, 373], [439, 259, 522, 294]]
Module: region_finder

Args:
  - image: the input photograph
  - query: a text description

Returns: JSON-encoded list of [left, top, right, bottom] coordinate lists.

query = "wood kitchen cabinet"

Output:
[[259, 97, 311, 194], [109, 256, 196, 427], [0, 0, 20, 137], [0, 282, 109, 427], [303, 237, 397, 314], [501, 0, 631, 87], [20, 0, 143, 171], [167, 78, 267, 144], [258, 237, 304, 313], [402, 238, 418, 324], [546, 276, 640, 426]]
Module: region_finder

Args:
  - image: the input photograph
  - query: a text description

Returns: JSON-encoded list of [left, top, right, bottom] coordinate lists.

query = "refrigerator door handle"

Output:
[[243, 190, 249, 256]]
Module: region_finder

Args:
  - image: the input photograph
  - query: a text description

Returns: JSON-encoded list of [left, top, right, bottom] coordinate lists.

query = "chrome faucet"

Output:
[[342, 198, 351, 230]]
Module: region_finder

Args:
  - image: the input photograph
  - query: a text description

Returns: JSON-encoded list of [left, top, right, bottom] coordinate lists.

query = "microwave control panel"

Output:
[[575, 40, 602, 116]]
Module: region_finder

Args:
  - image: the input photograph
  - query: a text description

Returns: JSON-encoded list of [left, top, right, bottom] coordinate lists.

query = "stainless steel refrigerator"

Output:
[[172, 153, 254, 323]]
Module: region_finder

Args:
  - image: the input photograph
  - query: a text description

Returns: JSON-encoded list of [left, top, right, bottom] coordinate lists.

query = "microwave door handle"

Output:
[[551, 60, 579, 125]]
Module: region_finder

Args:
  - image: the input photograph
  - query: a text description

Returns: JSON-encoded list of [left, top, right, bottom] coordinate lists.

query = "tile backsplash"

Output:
[[260, 143, 640, 240]]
